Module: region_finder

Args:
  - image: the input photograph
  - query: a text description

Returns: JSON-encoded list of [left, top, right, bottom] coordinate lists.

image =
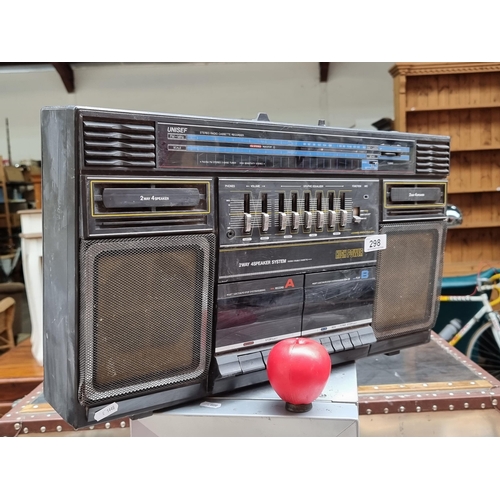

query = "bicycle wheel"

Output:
[[466, 321, 500, 379]]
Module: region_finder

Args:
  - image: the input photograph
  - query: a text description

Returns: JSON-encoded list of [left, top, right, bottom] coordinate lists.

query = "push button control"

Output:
[[320, 337, 334, 353], [349, 331, 362, 348], [339, 333, 354, 350], [330, 336, 344, 352], [238, 352, 265, 373]]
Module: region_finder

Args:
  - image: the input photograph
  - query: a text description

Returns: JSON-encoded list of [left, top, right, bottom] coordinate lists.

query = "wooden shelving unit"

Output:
[[0, 159, 14, 250], [390, 62, 500, 277], [0, 157, 39, 258]]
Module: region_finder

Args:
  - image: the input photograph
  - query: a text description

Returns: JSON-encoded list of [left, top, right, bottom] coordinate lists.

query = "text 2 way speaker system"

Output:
[[41, 106, 449, 428]]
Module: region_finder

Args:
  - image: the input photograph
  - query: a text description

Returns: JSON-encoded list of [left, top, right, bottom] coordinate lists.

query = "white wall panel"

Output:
[[0, 62, 394, 162]]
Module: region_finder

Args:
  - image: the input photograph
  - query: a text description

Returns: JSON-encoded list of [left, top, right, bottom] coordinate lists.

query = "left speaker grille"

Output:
[[78, 234, 215, 405]]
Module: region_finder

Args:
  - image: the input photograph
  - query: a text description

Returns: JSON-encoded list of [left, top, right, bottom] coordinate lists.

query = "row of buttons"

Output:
[[216, 327, 377, 379], [318, 327, 376, 355]]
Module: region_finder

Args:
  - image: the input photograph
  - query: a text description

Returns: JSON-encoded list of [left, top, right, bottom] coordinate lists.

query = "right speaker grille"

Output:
[[372, 220, 446, 340]]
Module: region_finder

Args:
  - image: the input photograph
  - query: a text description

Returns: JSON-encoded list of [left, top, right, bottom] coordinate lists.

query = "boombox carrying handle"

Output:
[[254, 112, 327, 127], [255, 112, 270, 122]]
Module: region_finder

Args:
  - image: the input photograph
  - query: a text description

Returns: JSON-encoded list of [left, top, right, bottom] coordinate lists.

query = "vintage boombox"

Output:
[[41, 106, 450, 429]]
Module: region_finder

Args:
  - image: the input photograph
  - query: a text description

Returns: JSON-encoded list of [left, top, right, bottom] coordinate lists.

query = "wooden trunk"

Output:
[[390, 62, 500, 276]]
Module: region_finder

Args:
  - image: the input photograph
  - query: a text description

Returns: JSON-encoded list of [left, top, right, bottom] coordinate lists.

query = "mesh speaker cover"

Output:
[[372, 221, 446, 340], [78, 234, 215, 406]]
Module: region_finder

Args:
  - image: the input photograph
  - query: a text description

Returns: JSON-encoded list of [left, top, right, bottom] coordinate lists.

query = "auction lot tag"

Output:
[[95, 402, 119, 421], [364, 234, 387, 253]]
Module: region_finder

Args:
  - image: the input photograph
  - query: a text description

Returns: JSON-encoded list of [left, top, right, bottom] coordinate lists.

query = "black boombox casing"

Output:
[[41, 106, 450, 429]]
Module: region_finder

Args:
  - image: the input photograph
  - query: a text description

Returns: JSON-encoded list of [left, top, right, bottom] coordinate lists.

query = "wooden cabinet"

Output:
[[390, 62, 500, 276]]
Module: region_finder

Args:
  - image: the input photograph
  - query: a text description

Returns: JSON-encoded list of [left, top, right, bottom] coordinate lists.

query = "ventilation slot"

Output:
[[83, 120, 156, 168], [415, 141, 450, 175], [387, 208, 444, 218]]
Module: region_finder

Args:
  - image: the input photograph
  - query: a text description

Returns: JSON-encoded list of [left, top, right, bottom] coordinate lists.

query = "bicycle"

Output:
[[439, 270, 500, 379]]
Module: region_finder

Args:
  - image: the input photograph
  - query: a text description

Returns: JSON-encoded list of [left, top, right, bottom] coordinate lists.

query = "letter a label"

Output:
[[284, 279, 295, 289]]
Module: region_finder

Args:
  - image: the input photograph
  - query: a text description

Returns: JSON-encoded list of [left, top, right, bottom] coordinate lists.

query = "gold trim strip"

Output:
[[358, 379, 492, 395]]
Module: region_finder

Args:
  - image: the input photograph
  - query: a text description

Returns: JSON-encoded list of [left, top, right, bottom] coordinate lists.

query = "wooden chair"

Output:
[[0, 297, 16, 352]]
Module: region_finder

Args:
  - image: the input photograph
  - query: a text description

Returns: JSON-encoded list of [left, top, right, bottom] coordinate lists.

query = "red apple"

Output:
[[267, 337, 331, 412]]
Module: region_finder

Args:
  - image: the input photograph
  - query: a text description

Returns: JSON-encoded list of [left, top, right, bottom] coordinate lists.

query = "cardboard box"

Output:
[[4, 166, 25, 183], [22, 164, 41, 183], [29, 164, 41, 176]]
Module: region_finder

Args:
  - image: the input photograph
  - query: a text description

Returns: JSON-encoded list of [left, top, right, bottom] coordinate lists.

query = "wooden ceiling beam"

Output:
[[51, 63, 75, 93], [319, 62, 330, 83]]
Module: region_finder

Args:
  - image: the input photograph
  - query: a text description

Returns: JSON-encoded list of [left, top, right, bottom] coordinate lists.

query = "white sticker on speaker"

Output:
[[200, 402, 221, 409], [364, 234, 387, 253], [94, 402, 119, 421]]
